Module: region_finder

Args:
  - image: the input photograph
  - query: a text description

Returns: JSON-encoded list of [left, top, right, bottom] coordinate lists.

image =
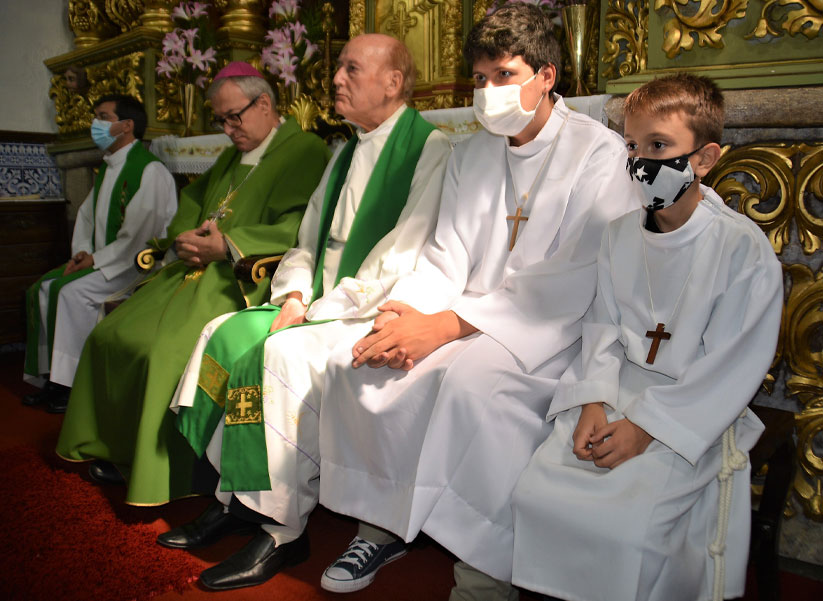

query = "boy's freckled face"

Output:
[[623, 110, 697, 161]]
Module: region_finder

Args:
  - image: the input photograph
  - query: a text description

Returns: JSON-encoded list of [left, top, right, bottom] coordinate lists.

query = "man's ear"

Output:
[[386, 69, 403, 99], [258, 92, 273, 115], [540, 64, 557, 95], [694, 142, 722, 178], [118, 118, 135, 137]]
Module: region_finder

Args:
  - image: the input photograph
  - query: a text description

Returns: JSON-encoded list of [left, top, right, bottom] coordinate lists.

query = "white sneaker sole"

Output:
[[320, 549, 408, 593]]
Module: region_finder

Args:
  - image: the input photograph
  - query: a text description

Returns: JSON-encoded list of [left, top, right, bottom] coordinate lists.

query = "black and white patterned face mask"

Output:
[[627, 148, 702, 211]]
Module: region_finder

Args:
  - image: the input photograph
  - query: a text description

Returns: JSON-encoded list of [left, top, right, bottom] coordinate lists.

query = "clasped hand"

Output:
[[63, 251, 94, 275], [572, 403, 653, 469], [351, 301, 455, 371], [175, 220, 227, 267]]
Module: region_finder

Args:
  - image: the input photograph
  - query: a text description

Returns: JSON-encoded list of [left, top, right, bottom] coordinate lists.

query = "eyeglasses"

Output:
[[210, 95, 261, 130]]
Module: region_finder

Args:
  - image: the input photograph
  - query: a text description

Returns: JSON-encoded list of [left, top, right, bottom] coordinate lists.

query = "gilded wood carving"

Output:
[[654, 0, 749, 58], [49, 53, 145, 134], [708, 143, 823, 255], [783, 263, 823, 520], [603, 0, 648, 79], [706, 142, 823, 519], [747, 0, 823, 40]]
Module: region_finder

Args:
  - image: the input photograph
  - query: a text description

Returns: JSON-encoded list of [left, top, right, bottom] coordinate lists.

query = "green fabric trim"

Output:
[[177, 307, 280, 459], [23, 265, 95, 378], [24, 265, 64, 376], [310, 108, 436, 303], [92, 143, 161, 250]]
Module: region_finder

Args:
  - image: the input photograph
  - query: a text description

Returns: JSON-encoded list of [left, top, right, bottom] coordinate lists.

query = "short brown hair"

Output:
[[463, 4, 562, 91], [623, 73, 725, 145], [387, 39, 416, 100]]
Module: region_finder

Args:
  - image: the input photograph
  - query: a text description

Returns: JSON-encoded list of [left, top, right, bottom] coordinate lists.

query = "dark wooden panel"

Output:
[[0, 201, 70, 344], [0, 307, 25, 345], [0, 275, 38, 310]]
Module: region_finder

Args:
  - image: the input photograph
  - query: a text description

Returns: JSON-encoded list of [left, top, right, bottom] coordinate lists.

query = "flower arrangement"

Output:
[[261, 0, 320, 87], [156, 1, 217, 88]]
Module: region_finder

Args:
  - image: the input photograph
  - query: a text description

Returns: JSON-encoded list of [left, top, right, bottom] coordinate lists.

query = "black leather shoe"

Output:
[[88, 460, 126, 485], [157, 503, 258, 550], [22, 381, 59, 407], [22, 390, 47, 406], [199, 529, 310, 590], [45, 391, 69, 413]]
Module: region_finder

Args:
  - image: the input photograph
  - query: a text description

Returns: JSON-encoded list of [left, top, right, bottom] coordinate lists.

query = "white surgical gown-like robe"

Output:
[[172, 105, 452, 541], [31, 141, 176, 387], [511, 187, 782, 601], [319, 97, 637, 581]]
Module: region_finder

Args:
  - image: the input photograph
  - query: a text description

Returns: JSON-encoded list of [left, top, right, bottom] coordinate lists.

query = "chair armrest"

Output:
[[135, 248, 165, 273], [234, 255, 284, 284]]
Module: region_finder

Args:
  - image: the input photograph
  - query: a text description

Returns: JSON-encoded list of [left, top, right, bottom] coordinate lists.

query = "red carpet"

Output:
[[0, 445, 201, 601], [2, 352, 822, 600]]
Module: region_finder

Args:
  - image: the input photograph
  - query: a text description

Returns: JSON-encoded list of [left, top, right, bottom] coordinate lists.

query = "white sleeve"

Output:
[[91, 161, 178, 280], [549, 225, 626, 417], [305, 130, 452, 320], [624, 236, 783, 464], [70, 187, 96, 256]]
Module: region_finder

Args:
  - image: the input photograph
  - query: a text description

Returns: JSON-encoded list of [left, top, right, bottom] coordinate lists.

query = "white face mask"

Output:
[[473, 72, 544, 137]]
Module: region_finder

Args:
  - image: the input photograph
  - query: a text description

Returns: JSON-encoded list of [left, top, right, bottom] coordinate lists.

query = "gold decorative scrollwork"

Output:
[[747, 0, 823, 40], [602, 0, 648, 79], [87, 52, 145, 104], [783, 263, 823, 520], [105, 0, 145, 32], [797, 144, 823, 254], [654, 0, 749, 58], [49, 76, 95, 135], [706, 143, 823, 255], [49, 52, 144, 134], [350, 0, 366, 38], [155, 77, 185, 123], [69, 0, 119, 47]]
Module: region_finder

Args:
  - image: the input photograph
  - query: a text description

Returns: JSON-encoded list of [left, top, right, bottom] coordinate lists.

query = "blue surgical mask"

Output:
[[91, 118, 120, 151]]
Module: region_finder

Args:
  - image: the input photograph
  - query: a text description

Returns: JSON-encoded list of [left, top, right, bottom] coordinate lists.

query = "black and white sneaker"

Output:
[[320, 536, 407, 593]]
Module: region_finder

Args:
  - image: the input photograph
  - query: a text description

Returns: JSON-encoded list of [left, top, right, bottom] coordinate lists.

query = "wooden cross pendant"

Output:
[[645, 323, 671, 364], [507, 206, 529, 251]]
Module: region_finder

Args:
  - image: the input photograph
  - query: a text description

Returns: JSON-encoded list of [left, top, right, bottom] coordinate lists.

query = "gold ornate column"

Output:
[[215, 0, 267, 39], [140, 0, 177, 31], [69, 0, 120, 47]]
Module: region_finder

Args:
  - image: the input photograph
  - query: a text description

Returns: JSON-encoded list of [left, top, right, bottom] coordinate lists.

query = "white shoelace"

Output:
[[336, 537, 379, 569]]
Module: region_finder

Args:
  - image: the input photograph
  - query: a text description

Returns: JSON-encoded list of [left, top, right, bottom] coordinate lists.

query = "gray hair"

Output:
[[206, 75, 278, 106]]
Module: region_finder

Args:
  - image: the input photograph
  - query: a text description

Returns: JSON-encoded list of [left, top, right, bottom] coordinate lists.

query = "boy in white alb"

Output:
[[512, 74, 783, 601]]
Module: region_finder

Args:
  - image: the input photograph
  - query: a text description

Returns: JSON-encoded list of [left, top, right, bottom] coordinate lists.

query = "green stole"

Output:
[[178, 108, 436, 491], [24, 142, 161, 378]]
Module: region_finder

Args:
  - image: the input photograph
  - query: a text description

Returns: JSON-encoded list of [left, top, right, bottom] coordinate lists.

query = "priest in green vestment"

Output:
[[23, 95, 177, 413], [157, 35, 452, 591], [56, 62, 330, 506]]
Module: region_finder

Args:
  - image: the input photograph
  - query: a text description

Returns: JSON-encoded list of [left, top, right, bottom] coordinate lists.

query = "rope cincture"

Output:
[[709, 409, 749, 601]]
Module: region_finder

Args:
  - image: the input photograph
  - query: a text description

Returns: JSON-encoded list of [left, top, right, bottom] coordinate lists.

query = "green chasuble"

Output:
[[56, 118, 329, 506], [177, 108, 436, 491], [24, 142, 160, 378]]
